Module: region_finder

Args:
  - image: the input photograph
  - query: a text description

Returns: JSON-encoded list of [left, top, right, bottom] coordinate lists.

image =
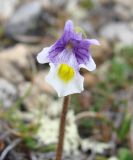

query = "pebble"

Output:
[[114, 0, 133, 7], [99, 22, 133, 44], [5, 1, 42, 35], [0, 62, 24, 85], [0, 78, 17, 108], [41, 0, 67, 8], [0, 44, 31, 70], [0, 0, 19, 21]]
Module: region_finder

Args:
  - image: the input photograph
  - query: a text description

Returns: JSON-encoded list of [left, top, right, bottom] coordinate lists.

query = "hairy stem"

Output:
[[55, 96, 70, 160]]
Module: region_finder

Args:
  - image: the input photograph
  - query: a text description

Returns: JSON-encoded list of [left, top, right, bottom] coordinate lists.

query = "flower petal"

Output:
[[87, 39, 100, 45], [64, 20, 74, 33], [45, 63, 84, 97], [49, 48, 79, 69], [63, 20, 82, 44], [79, 56, 96, 71], [37, 47, 51, 64]]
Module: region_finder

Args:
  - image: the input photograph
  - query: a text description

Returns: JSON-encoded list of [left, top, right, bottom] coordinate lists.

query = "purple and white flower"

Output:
[[37, 20, 100, 97]]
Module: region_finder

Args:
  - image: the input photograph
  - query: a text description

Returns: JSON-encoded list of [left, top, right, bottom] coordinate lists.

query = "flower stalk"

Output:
[[55, 96, 70, 160]]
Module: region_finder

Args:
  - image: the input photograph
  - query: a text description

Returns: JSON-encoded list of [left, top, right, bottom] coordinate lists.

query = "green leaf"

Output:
[[107, 59, 129, 88], [118, 148, 133, 160], [117, 115, 131, 140], [24, 137, 37, 150], [95, 155, 108, 160]]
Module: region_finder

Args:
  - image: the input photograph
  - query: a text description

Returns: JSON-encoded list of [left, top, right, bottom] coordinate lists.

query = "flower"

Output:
[[37, 20, 100, 97]]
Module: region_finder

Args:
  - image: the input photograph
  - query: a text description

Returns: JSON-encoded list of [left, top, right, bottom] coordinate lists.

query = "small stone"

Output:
[[34, 71, 55, 96], [78, 91, 92, 109], [99, 22, 133, 44], [0, 62, 24, 85], [0, 44, 38, 84], [108, 157, 119, 160], [80, 21, 95, 35], [18, 71, 55, 111], [0, 44, 31, 70], [18, 81, 50, 111], [96, 61, 111, 81], [81, 138, 113, 154], [5, 1, 42, 35], [0, 0, 19, 21], [90, 38, 112, 64], [114, 0, 133, 7], [114, 4, 132, 21], [84, 73, 99, 88], [0, 78, 17, 108], [41, 0, 67, 8], [66, 0, 87, 20]]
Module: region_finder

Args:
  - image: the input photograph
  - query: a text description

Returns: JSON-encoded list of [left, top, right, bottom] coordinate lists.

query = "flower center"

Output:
[[66, 42, 73, 49], [58, 64, 75, 83]]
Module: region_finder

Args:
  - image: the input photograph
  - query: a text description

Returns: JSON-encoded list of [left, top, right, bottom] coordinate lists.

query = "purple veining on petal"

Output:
[[48, 20, 74, 61], [48, 21, 83, 59], [63, 20, 74, 43], [47, 20, 99, 68], [50, 48, 79, 71], [71, 39, 90, 64]]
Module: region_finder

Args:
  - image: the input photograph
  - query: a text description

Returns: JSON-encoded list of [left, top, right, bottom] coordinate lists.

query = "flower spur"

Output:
[[37, 20, 100, 97]]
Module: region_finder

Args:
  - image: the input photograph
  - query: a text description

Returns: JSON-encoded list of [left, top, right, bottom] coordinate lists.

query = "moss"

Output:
[[80, 0, 94, 10]]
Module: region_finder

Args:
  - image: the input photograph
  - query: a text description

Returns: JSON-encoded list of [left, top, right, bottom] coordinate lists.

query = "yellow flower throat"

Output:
[[58, 64, 75, 83]]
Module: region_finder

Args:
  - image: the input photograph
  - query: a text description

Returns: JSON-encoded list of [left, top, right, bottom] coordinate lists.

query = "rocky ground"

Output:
[[0, 0, 133, 160]]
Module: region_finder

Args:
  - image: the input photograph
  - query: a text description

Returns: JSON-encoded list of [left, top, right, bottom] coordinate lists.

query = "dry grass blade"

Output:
[[0, 138, 21, 160]]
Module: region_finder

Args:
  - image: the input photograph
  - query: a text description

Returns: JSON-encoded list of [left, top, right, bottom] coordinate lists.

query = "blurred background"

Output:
[[0, 0, 133, 160]]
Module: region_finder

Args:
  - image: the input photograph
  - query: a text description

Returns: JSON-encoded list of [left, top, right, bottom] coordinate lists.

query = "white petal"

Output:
[[45, 63, 84, 97], [79, 56, 96, 71], [87, 39, 100, 45], [37, 47, 51, 64]]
